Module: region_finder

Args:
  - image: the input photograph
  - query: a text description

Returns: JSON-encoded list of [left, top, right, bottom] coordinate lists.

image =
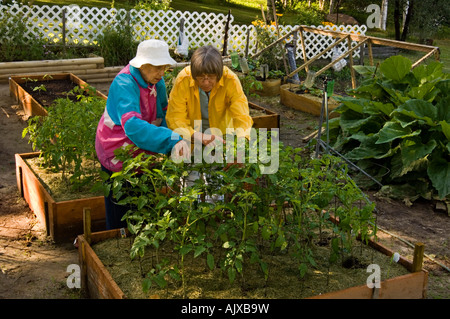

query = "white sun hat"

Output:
[[129, 39, 176, 68]]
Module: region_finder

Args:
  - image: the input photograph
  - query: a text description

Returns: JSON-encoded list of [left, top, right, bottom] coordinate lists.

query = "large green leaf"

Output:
[[376, 122, 420, 144], [440, 121, 450, 142], [400, 138, 436, 175], [392, 99, 437, 126], [412, 61, 444, 84], [436, 96, 450, 122], [380, 56, 412, 82], [427, 157, 450, 199], [345, 135, 391, 160], [337, 97, 366, 113]]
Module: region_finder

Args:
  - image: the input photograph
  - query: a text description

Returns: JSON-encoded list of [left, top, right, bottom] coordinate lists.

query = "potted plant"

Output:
[[17, 87, 107, 242]]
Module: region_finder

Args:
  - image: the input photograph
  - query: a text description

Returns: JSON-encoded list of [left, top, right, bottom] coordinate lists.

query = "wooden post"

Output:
[[271, 0, 289, 75], [222, 10, 231, 56], [83, 207, 91, 245], [245, 28, 250, 58], [62, 8, 67, 54], [299, 28, 309, 73], [347, 37, 356, 89], [412, 243, 425, 272]]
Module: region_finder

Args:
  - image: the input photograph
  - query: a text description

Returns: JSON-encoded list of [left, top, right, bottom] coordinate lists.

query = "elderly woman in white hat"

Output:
[[95, 39, 189, 230]]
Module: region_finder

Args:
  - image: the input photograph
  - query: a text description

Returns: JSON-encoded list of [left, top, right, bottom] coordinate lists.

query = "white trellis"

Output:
[[0, 4, 367, 60]]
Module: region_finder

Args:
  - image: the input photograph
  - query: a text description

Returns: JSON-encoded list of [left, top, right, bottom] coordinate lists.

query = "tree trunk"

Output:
[[400, 0, 414, 41], [394, 0, 401, 40], [266, 0, 274, 23], [329, 0, 336, 14], [381, 0, 388, 30]]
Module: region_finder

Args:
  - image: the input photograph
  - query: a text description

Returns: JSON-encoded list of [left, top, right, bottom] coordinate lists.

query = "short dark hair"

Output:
[[190, 46, 223, 80]]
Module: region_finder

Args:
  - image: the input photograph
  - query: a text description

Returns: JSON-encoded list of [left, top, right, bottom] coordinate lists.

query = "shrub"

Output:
[[327, 56, 450, 201]]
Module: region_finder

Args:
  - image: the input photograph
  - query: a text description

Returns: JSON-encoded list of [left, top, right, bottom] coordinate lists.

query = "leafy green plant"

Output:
[[104, 132, 377, 297], [22, 86, 106, 191], [0, 8, 50, 62], [327, 55, 450, 201], [238, 73, 263, 97], [96, 20, 138, 67]]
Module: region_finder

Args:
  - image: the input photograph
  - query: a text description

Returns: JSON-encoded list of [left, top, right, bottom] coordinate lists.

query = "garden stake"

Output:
[[314, 77, 329, 158]]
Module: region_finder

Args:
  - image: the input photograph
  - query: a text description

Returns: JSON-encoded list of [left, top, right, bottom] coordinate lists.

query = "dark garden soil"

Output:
[[0, 82, 448, 299], [20, 79, 86, 108]]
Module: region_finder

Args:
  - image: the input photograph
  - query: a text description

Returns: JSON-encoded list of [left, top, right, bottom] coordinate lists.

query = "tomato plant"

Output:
[[106, 133, 377, 297]]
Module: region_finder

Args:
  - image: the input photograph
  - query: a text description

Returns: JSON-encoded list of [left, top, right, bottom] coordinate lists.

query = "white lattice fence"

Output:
[[229, 24, 367, 60], [0, 4, 366, 59]]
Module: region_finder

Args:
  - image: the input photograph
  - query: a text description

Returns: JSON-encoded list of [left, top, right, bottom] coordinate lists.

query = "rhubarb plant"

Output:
[[327, 55, 450, 201]]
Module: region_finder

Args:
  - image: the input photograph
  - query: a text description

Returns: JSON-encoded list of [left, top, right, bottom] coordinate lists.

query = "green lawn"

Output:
[[33, 0, 266, 25]]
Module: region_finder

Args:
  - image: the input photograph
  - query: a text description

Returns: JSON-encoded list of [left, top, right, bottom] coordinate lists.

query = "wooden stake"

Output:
[[412, 242, 425, 272], [83, 207, 91, 245], [222, 10, 231, 56], [271, 0, 289, 75]]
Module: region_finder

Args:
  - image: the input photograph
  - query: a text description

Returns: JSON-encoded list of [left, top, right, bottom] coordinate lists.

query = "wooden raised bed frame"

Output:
[[9, 73, 108, 117], [8, 73, 278, 130], [249, 101, 280, 130], [280, 83, 340, 118], [16, 152, 106, 243], [77, 228, 428, 299]]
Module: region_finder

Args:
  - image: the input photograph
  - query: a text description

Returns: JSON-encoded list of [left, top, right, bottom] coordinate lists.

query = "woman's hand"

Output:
[[171, 139, 190, 162], [192, 131, 225, 146]]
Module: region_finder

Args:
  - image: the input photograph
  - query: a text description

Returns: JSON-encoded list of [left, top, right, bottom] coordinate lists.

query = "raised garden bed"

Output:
[[249, 101, 280, 130], [9, 73, 107, 117], [77, 226, 428, 299], [15, 152, 105, 243], [280, 83, 340, 118], [254, 78, 282, 97]]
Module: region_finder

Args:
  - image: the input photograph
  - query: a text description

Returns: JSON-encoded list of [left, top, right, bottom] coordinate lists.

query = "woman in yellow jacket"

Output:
[[166, 46, 253, 147]]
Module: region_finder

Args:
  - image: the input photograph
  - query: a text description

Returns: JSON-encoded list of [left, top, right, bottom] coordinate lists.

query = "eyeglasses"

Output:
[[143, 64, 170, 73], [196, 74, 217, 82]]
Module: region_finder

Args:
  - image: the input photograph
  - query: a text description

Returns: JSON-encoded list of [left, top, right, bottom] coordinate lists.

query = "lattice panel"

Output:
[[1, 4, 366, 60]]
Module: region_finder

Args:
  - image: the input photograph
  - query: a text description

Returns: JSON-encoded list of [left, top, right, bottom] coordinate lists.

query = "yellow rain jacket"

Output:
[[166, 65, 253, 139]]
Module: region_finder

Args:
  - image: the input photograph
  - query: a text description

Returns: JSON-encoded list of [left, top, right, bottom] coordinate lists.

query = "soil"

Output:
[[92, 234, 409, 299], [0, 82, 448, 299], [20, 78, 87, 108]]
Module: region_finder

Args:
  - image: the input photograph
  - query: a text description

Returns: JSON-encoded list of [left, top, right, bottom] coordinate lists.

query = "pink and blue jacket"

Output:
[[95, 64, 182, 172]]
